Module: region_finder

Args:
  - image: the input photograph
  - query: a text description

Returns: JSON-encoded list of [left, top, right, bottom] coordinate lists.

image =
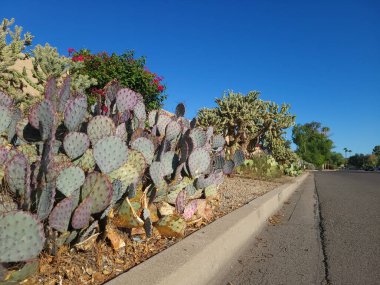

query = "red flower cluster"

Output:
[[68, 48, 76, 55], [72, 55, 84, 62], [91, 88, 106, 97]]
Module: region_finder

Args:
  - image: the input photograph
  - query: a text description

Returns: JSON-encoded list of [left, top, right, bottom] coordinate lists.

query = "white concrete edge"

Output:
[[106, 172, 310, 285]]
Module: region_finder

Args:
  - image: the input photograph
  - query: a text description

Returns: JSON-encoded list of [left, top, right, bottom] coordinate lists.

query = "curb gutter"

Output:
[[106, 173, 310, 285]]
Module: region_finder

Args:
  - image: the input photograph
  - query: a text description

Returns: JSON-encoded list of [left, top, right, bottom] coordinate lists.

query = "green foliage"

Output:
[[292, 121, 334, 168], [71, 49, 166, 111], [328, 152, 345, 169], [237, 154, 283, 180], [372, 145, 380, 157], [0, 18, 34, 107], [197, 90, 296, 161], [348, 153, 378, 169]]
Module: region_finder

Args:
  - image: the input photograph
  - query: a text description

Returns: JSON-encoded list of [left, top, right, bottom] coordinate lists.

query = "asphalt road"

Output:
[[315, 171, 380, 285], [217, 171, 380, 285]]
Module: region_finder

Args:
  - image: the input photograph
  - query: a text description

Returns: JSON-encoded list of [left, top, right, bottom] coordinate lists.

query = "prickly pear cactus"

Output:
[[49, 197, 74, 232], [93, 135, 128, 173], [0, 211, 45, 262], [64, 96, 87, 131], [63, 132, 90, 160], [188, 148, 211, 177], [56, 166, 85, 196], [81, 172, 113, 214], [87, 115, 116, 145]]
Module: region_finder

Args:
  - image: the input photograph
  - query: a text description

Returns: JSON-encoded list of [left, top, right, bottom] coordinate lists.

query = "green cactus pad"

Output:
[[7, 108, 21, 142], [233, 150, 245, 167], [0, 91, 13, 107], [28, 103, 40, 130], [37, 99, 55, 140], [5, 153, 30, 197], [64, 96, 87, 131], [49, 197, 74, 232], [104, 80, 121, 102], [0, 146, 8, 164], [73, 149, 96, 172], [63, 132, 90, 160], [116, 88, 139, 112], [87, 115, 116, 145], [149, 161, 165, 187], [37, 182, 56, 220], [93, 135, 128, 173], [190, 128, 207, 148], [115, 123, 128, 141], [0, 105, 12, 134], [214, 155, 225, 170], [185, 184, 197, 196], [165, 121, 181, 141], [131, 137, 154, 165], [205, 184, 218, 198], [71, 197, 93, 229], [175, 190, 186, 214], [175, 103, 186, 117], [160, 151, 178, 177], [133, 101, 146, 128], [109, 162, 139, 190], [16, 144, 38, 164], [157, 114, 172, 136], [0, 211, 45, 262], [212, 134, 225, 149], [148, 110, 158, 127], [188, 148, 211, 177], [223, 160, 235, 175], [58, 76, 71, 112], [56, 166, 85, 196], [113, 198, 144, 228], [183, 200, 198, 220], [155, 214, 186, 238], [126, 149, 147, 176], [1, 260, 39, 284], [81, 172, 113, 214]]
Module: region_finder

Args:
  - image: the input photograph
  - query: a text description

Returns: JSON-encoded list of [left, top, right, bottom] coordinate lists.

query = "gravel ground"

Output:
[[214, 175, 294, 217]]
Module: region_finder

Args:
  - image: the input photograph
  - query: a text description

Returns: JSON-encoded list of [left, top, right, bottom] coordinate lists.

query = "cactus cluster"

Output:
[[0, 76, 231, 281]]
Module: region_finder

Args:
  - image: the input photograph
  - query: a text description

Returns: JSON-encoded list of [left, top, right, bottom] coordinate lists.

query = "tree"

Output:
[[292, 122, 334, 168], [373, 145, 380, 157], [329, 152, 345, 169]]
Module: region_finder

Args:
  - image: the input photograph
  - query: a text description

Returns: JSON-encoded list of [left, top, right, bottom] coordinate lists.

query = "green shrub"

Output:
[[71, 49, 166, 111], [237, 154, 283, 180]]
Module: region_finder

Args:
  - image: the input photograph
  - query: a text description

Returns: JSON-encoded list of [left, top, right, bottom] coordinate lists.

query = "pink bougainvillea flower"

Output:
[[102, 105, 109, 113], [68, 48, 75, 54], [72, 55, 84, 62], [158, 85, 164, 92]]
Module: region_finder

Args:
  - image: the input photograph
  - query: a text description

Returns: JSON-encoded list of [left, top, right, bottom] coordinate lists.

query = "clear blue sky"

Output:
[[2, 0, 379, 154]]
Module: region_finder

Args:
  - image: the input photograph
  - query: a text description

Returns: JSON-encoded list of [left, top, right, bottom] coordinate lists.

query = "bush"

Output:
[[237, 154, 283, 180], [71, 49, 166, 111]]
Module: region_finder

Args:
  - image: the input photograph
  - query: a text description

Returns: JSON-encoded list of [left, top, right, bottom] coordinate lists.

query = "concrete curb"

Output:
[[106, 173, 310, 285]]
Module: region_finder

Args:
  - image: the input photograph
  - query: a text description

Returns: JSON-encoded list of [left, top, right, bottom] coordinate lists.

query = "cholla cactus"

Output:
[[30, 44, 97, 93], [0, 18, 35, 108], [197, 90, 296, 163]]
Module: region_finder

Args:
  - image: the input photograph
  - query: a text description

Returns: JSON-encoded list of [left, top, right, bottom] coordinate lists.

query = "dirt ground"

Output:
[[26, 175, 294, 285]]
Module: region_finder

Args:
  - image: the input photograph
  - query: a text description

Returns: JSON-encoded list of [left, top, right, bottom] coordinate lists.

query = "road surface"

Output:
[[215, 171, 380, 285]]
